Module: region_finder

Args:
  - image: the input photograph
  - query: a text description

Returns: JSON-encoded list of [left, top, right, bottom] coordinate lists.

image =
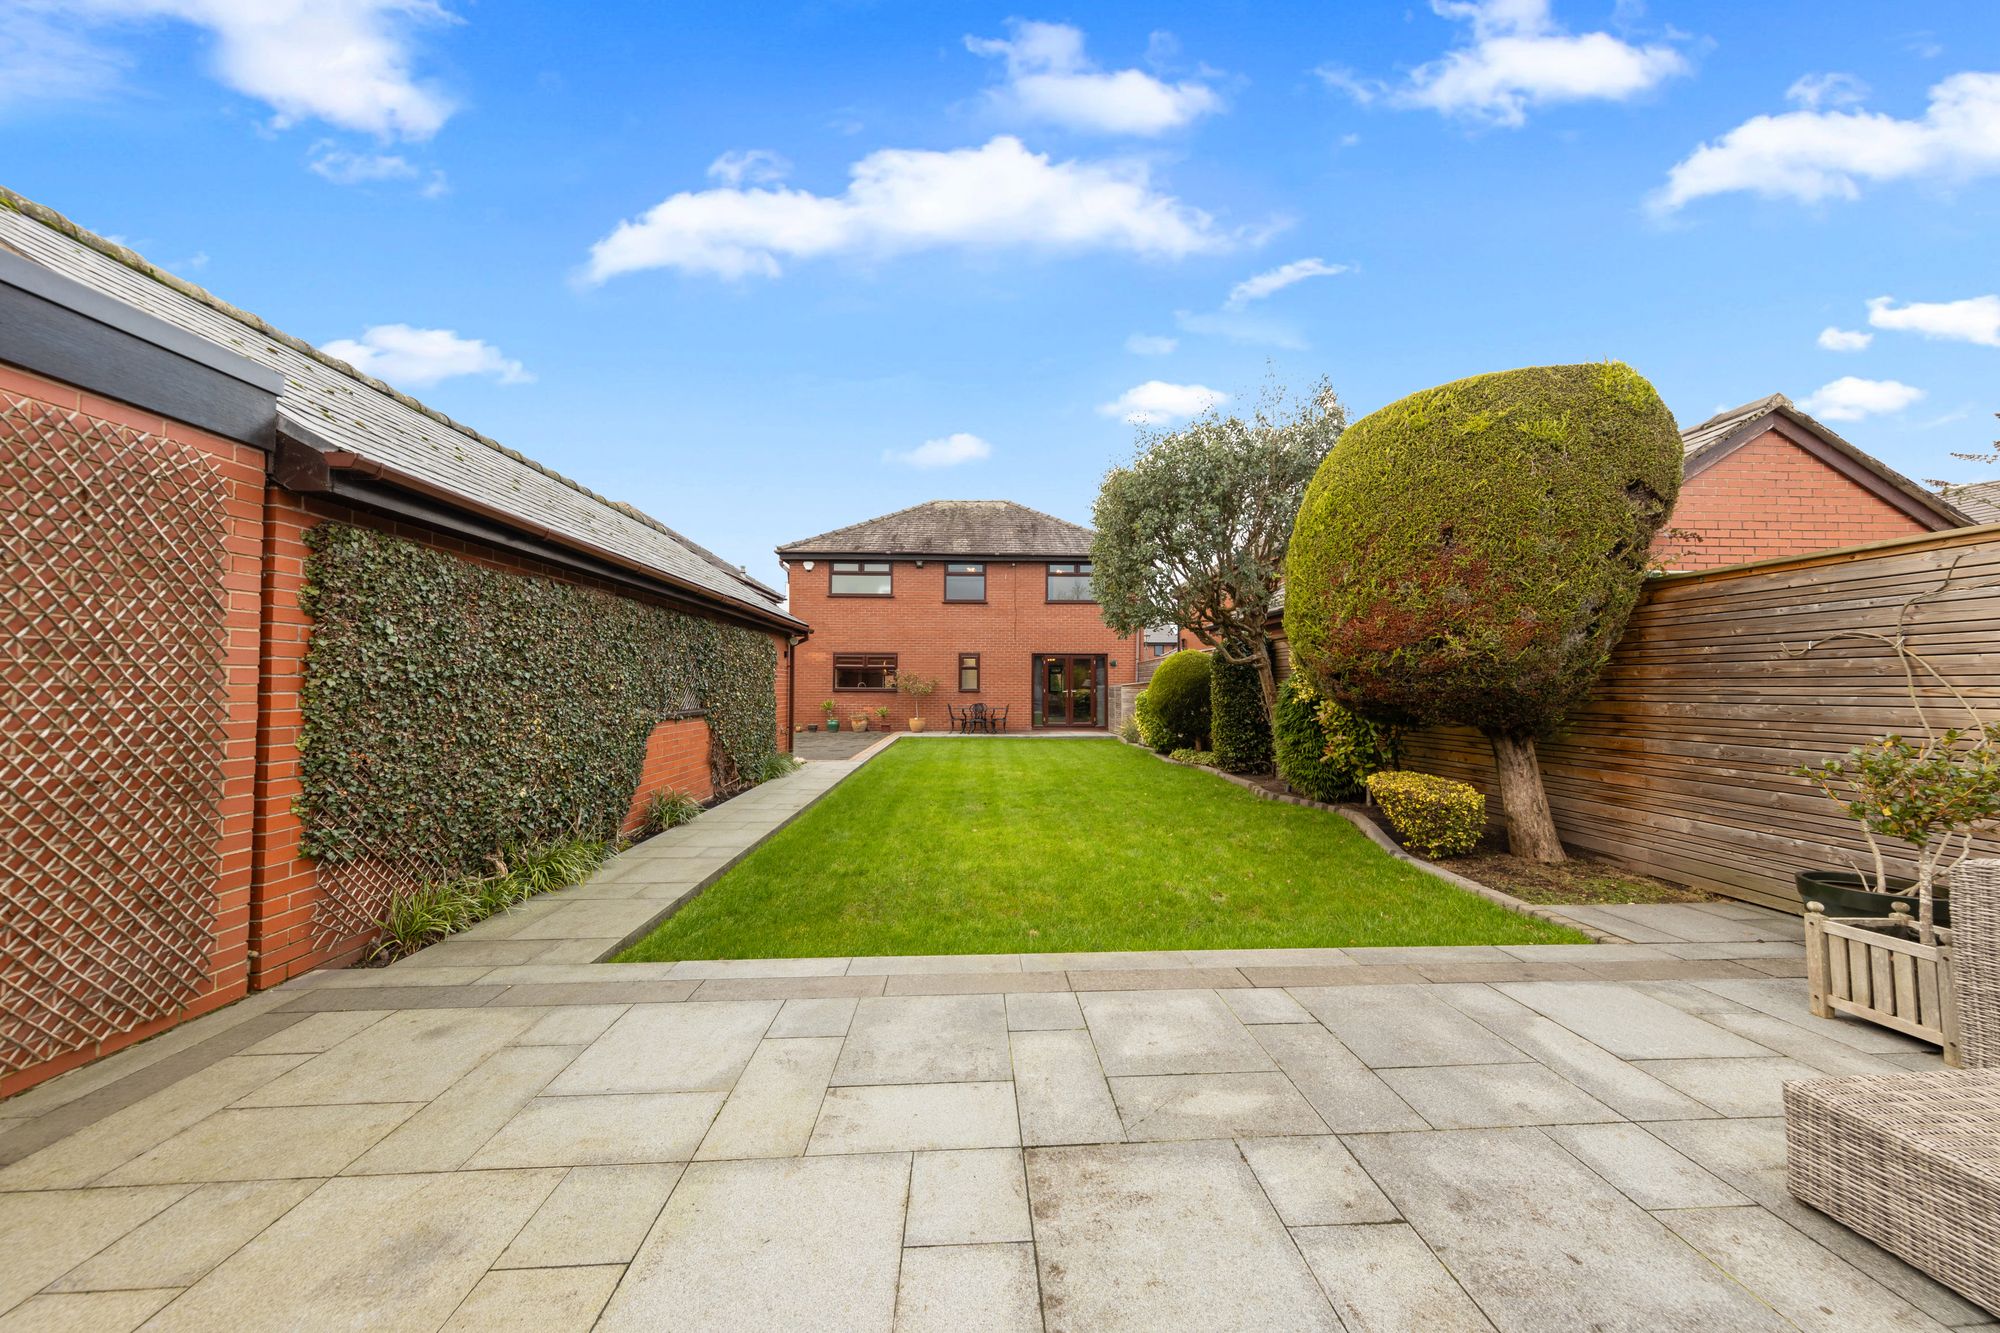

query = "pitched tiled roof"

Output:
[[1946, 480, 2000, 525], [778, 500, 1095, 558], [0, 188, 795, 625]]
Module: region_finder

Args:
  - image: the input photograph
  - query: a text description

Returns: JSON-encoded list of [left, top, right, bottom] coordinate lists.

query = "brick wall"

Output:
[[785, 558, 1148, 730], [621, 717, 716, 835], [1655, 425, 1932, 571]]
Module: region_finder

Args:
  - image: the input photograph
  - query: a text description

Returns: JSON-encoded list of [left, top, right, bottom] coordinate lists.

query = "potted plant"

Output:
[[896, 673, 937, 732], [875, 706, 891, 732], [821, 699, 838, 734]]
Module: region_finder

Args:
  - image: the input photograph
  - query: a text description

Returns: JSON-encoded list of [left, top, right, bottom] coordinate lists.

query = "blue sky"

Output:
[[3, 1, 1997, 589]]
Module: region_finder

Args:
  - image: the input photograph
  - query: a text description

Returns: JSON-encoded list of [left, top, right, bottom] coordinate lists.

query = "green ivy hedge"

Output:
[[296, 522, 780, 879], [1209, 653, 1272, 774]]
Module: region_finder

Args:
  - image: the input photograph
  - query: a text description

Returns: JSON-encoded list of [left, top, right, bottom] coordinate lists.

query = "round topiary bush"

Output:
[[1209, 652, 1273, 774], [1284, 362, 1681, 860], [1137, 649, 1212, 751], [1273, 674, 1392, 802]]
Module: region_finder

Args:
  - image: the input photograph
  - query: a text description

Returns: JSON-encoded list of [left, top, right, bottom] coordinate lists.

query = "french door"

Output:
[[1036, 655, 1102, 727]]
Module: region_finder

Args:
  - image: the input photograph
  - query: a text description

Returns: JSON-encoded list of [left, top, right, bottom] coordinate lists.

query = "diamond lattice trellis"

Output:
[[0, 395, 232, 1077]]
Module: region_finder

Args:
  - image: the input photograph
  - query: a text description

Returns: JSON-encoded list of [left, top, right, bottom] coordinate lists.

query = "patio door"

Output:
[[1036, 655, 1102, 727]]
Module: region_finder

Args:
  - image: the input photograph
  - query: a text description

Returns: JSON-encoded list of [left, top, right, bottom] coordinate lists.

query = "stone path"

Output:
[[1, 749, 1989, 1331]]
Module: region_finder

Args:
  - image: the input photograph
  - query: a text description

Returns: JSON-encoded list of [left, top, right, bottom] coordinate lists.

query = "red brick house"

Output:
[[779, 501, 1167, 731]]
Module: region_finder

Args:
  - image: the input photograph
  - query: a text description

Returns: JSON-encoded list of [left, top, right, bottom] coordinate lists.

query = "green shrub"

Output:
[[1364, 771, 1486, 859], [1273, 674, 1393, 802], [1209, 653, 1273, 774], [1168, 747, 1217, 767], [1137, 649, 1212, 751], [1117, 716, 1142, 745], [643, 789, 703, 834]]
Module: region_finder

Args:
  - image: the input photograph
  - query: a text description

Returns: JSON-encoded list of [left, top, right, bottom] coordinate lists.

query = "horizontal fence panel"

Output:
[[1400, 526, 2000, 913]]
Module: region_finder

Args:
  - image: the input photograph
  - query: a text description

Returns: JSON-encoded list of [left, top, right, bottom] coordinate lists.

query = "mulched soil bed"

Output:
[[1448, 844, 1721, 906]]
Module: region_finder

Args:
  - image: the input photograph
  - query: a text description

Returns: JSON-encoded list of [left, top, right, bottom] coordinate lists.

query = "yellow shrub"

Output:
[[1364, 770, 1485, 858]]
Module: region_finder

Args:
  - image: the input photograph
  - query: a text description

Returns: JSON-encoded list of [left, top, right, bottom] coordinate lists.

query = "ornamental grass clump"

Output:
[[643, 788, 703, 834], [1365, 771, 1486, 859], [372, 835, 608, 962]]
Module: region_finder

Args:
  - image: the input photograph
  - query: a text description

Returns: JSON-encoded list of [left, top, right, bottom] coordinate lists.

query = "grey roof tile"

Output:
[[778, 499, 1095, 558]]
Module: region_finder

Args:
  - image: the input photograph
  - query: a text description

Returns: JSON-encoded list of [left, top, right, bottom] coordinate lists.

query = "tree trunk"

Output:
[[1249, 641, 1279, 729], [1487, 732, 1565, 863]]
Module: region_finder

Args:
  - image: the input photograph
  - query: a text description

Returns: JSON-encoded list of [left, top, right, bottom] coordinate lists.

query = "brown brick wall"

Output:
[[1655, 426, 1932, 571], [786, 558, 1148, 730], [621, 717, 717, 835]]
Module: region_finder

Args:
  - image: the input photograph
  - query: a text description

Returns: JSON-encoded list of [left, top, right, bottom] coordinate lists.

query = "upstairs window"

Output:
[[830, 560, 892, 596], [944, 562, 986, 602], [833, 654, 897, 690], [1046, 561, 1095, 602]]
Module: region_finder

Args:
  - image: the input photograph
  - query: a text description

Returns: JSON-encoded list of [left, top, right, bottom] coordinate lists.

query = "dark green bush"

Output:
[[1273, 674, 1393, 802], [1136, 649, 1212, 751], [1209, 652, 1272, 774], [1284, 362, 1681, 736], [1365, 771, 1485, 858]]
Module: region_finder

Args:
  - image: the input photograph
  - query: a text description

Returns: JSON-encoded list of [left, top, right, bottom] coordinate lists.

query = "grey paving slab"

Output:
[[0, 1186, 190, 1313], [833, 995, 1011, 1086], [1292, 1222, 1496, 1333], [808, 1083, 1020, 1154], [1494, 982, 1768, 1060], [846, 954, 1024, 975], [1109, 1072, 1327, 1141], [235, 1008, 534, 1107], [99, 1102, 417, 1184], [496, 1163, 683, 1269], [598, 1153, 908, 1332], [1558, 905, 1684, 943], [1291, 985, 1526, 1069], [668, 957, 852, 978], [1249, 1022, 1428, 1133], [1079, 989, 1273, 1077], [882, 972, 1071, 996], [1010, 1030, 1124, 1147], [47, 1179, 320, 1293], [1066, 966, 1250, 991], [515, 1004, 628, 1047], [1632, 1056, 1823, 1117], [509, 901, 669, 941], [142, 1169, 560, 1331], [1240, 963, 1425, 988], [1703, 1009, 1912, 1075], [1238, 1135, 1398, 1226], [694, 975, 887, 1000], [892, 1243, 1041, 1333], [1689, 978, 1936, 1053], [1639, 1116, 1790, 1179], [1180, 948, 1356, 968], [1217, 987, 1313, 1024], [544, 1000, 778, 1094], [1344, 945, 1516, 966], [1656, 1206, 1951, 1332], [1348, 1128, 1792, 1331], [905, 1148, 1031, 1246], [1596, 904, 1795, 943], [440, 1264, 623, 1332], [346, 1044, 579, 1175], [1004, 991, 1083, 1031], [466, 1092, 725, 1167], [1026, 1140, 1340, 1332], [1496, 943, 1674, 962], [696, 1037, 842, 1160], [1539, 1122, 1746, 1209], [0, 1288, 180, 1331], [768, 996, 859, 1038], [491, 980, 699, 1006], [1021, 951, 1194, 972], [237, 1010, 388, 1055], [1378, 1062, 1623, 1130]]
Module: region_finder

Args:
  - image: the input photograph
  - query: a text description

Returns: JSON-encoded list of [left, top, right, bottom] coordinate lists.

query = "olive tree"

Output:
[[1284, 363, 1681, 862], [1091, 381, 1345, 723]]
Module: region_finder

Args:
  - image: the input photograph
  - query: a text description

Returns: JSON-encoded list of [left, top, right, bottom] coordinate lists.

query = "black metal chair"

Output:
[[987, 705, 1009, 734], [968, 702, 989, 733], [946, 703, 967, 733]]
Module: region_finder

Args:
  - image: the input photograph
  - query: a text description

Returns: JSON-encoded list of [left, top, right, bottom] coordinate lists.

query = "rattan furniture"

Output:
[[1786, 859, 2000, 1317]]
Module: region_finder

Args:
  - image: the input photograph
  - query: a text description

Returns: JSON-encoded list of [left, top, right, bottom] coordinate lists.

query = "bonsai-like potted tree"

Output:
[[897, 673, 937, 732], [874, 705, 891, 732], [821, 699, 838, 734]]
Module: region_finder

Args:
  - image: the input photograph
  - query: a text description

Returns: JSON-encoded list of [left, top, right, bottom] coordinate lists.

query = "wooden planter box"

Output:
[[1804, 910, 1960, 1066]]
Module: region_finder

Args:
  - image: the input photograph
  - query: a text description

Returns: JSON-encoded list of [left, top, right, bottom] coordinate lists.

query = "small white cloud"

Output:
[[321, 324, 531, 388], [1866, 293, 2000, 347], [882, 432, 992, 468], [1125, 333, 1178, 355], [0, 5, 129, 109], [309, 143, 418, 184], [1816, 326, 1873, 352], [1787, 72, 1869, 110], [1175, 308, 1306, 351], [1224, 257, 1349, 309], [707, 149, 791, 186], [1655, 71, 2000, 212], [1341, 0, 1687, 128], [1799, 376, 1924, 421], [1099, 380, 1228, 425], [585, 135, 1231, 282], [966, 20, 1221, 135]]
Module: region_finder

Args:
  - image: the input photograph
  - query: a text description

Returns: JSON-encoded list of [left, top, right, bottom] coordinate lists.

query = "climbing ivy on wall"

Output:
[[296, 522, 779, 878]]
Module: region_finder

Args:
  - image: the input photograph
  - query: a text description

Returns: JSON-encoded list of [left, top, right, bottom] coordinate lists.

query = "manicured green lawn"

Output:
[[618, 739, 1586, 961]]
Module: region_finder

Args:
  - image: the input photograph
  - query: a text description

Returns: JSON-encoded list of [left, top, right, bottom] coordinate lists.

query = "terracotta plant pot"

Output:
[[909, 718, 927, 733]]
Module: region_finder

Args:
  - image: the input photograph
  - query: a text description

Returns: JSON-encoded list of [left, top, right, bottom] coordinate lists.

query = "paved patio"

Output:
[[1, 747, 1988, 1331]]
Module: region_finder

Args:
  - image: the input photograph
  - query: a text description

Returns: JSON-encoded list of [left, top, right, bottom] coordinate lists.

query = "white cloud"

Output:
[[1799, 376, 1924, 421], [0, 5, 129, 109], [1655, 71, 2000, 211], [1335, 0, 1687, 128], [1787, 72, 1868, 110], [1098, 380, 1227, 426], [1816, 326, 1872, 352], [1125, 333, 1177, 355], [1224, 257, 1349, 309], [321, 324, 530, 387], [1866, 293, 2000, 347], [309, 144, 417, 183], [585, 135, 1231, 282], [707, 149, 790, 186], [54, 0, 459, 139], [966, 20, 1220, 136], [882, 432, 992, 468]]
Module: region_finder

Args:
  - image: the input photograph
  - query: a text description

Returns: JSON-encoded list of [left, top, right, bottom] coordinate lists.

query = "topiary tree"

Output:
[[1209, 652, 1272, 773], [1285, 363, 1681, 862], [1136, 649, 1212, 751]]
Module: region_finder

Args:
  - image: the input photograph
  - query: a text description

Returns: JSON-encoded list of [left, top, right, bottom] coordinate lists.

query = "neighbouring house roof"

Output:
[[0, 188, 801, 632], [1943, 479, 2000, 525], [1679, 393, 1968, 530], [778, 500, 1096, 559]]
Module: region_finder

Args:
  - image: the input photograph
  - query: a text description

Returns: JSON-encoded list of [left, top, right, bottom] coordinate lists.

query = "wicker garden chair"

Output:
[[1785, 859, 2000, 1316]]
